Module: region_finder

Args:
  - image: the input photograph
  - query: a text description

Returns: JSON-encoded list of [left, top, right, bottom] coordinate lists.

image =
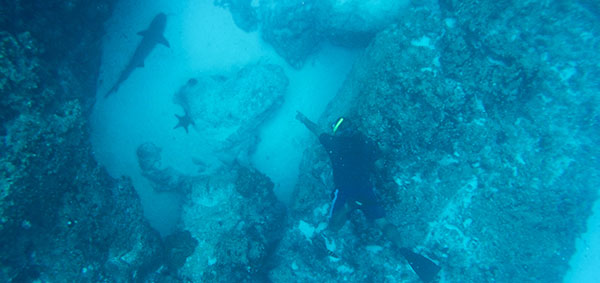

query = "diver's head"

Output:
[[331, 117, 356, 137]]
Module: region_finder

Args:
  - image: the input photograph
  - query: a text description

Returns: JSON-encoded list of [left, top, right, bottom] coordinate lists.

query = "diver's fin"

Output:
[[399, 248, 440, 283], [158, 35, 170, 48]]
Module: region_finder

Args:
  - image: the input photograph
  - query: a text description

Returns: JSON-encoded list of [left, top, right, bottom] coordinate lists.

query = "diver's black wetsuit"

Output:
[[316, 126, 441, 283], [319, 132, 385, 220]]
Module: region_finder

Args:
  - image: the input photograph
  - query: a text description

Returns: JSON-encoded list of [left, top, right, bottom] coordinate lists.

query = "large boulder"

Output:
[[259, 0, 322, 69], [180, 164, 287, 282], [134, 142, 287, 281], [0, 1, 169, 282], [174, 63, 288, 164], [97, 179, 164, 282], [219, 0, 410, 68], [214, 0, 259, 32], [275, 1, 599, 282], [317, 0, 409, 47], [137, 142, 191, 193]]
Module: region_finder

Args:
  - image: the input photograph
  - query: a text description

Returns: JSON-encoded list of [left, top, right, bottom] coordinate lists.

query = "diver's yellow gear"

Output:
[[332, 117, 345, 134]]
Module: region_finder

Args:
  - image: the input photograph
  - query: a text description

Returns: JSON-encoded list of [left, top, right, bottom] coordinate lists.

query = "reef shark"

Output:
[[105, 13, 170, 98]]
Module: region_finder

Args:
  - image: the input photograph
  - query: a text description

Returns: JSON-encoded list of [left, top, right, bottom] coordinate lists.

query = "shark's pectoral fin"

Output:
[[159, 36, 170, 48], [137, 30, 148, 37]]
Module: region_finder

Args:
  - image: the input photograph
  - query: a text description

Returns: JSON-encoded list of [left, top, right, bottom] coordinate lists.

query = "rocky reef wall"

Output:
[[135, 139, 288, 281], [0, 1, 174, 281], [3, 0, 598, 282], [218, 0, 410, 68], [279, 0, 599, 282]]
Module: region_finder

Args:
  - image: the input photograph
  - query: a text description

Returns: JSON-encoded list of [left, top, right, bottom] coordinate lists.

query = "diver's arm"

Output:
[[296, 111, 322, 136]]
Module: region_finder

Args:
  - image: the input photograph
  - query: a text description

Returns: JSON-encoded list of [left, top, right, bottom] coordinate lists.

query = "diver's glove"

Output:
[[296, 111, 308, 124]]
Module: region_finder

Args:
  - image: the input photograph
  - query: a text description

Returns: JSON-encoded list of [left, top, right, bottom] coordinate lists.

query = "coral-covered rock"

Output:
[[98, 179, 164, 282], [259, 0, 321, 69], [137, 142, 191, 193], [0, 32, 40, 125], [135, 142, 286, 281], [180, 164, 286, 282], [215, 0, 259, 32], [289, 1, 599, 282], [220, 0, 410, 68], [174, 63, 288, 163], [163, 230, 199, 273], [0, 0, 169, 282], [317, 0, 409, 47]]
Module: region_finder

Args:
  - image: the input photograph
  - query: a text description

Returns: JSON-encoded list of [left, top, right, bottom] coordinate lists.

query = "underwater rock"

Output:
[[174, 63, 288, 164], [163, 230, 199, 273], [215, 0, 259, 32], [133, 150, 287, 280], [2, 0, 114, 113], [221, 0, 410, 67], [259, 0, 322, 69], [294, 1, 600, 282], [0, 31, 40, 126], [269, 139, 421, 282], [316, 0, 409, 47], [1, 0, 170, 282], [180, 164, 286, 282], [101, 179, 165, 282], [136, 142, 191, 193]]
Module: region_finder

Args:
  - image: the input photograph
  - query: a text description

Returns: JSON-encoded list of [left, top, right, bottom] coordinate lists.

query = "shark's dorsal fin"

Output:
[[137, 30, 148, 37], [158, 35, 170, 48]]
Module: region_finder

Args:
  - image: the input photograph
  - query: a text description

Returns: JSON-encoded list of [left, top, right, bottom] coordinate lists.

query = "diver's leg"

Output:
[[376, 218, 403, 246], [327, 191, 351, 232]]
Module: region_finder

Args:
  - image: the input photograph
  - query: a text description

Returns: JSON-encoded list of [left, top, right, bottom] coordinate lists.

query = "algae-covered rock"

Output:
[[99, 179, 165, 282], [0, 32, 40, 132], [294, 1, 599, 282], [214, 0, 259, 32], [317, 0, 409, 47], [259, 0, 321, 69], [174, 63, 288, 163], [220, 0, 410, 68], [1, 0, 169, 282], [180, 164, 286, 282], [134, 143, 287, 281], [163, 230, 199, 273], [137, 142, 191, 193]]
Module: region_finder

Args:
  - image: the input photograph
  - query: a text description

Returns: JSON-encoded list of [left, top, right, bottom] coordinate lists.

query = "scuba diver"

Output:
[[296, 111, 441, 283]]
